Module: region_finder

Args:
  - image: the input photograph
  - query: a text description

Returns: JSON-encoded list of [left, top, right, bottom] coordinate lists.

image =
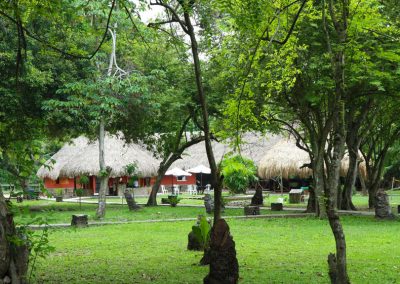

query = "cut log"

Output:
[[71, 215, 88, 227], [244, 206, 260, 216], [271, 203, 283, 211]]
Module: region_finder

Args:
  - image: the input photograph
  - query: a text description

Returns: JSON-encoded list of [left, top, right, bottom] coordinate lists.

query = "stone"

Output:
[[251, 188, 263, 206], [271, 203, 283, 211], [3, 276, 11, 284], [55, 196, 63, 202], [204, 194, 214, 214], [244, 205, 260, 216], [375, 190, 395, 219], [71, 214, 88, 227], [124, 190, 141, 211], [203, 219, 239, 284]]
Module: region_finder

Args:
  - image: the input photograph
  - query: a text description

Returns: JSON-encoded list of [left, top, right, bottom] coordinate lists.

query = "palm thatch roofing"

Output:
[[257, 139, 366, 179], [171, 133, 282, 170], [37, 134, 159, 179], [38, 132, 365, 181]]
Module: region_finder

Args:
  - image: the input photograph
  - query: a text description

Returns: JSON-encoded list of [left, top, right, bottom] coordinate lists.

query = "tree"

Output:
[[146, 0, 224, 219]]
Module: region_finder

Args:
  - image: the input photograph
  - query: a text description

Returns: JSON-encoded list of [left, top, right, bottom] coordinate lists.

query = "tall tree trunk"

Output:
[[368, 180, 380, 209], [326, 104, 349, 284], [306, 185, 317, 213], [96, 118, 108, 219], [183, 12, 222, 222], [358, 166, 367, 196], [147, 163, 170, 206], [0, 192, 29, 283], [314, 151, 327, 218], [341, 145, 358, 210]]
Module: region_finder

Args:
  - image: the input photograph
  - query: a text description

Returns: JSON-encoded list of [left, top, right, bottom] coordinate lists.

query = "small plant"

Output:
[[78, 175, 90, 187], [54, 188, 63, 202], [191, 215, 211, 250], [54, 188, 63, 197], [75, 188, 84, 209], [168, 195, 181, 207]]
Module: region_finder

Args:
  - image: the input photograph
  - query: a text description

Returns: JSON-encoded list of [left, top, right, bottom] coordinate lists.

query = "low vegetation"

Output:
[[31, 216, 400, 283]]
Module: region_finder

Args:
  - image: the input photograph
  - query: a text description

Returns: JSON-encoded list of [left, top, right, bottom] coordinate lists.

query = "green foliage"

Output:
[[54, 188, 63, 197], [221, 155, 258, 194], [125, 163, 138, 176], [191, 215, 211, 249], [168, 195, 181, 207], [77, 175, 90, 186]]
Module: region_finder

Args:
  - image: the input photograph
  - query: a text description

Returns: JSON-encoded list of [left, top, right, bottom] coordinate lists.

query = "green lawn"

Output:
[[14, 200, 297, 225], [31, 216, 400, 283]]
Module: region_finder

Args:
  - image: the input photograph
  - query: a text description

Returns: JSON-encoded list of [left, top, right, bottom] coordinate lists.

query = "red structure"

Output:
[[44, 174, 197, 195]]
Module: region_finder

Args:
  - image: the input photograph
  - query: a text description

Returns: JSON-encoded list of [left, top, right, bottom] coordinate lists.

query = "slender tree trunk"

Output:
[[96, 118, 108, 219], [314, 153, 327, 218], [147, 164, 169, 206], [341, 146, 358, 210], [0, 192, 29, 283], [306, 185, 317, 213], [359, 166, 367, 196], [368, 180, 380, 209], [326, 104, 349, 284], [183, 12, 222, 222]]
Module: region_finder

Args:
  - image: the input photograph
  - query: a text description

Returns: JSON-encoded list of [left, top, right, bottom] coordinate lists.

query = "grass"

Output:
[[13, 200, 298, 225], [31, 215, 400, 283]]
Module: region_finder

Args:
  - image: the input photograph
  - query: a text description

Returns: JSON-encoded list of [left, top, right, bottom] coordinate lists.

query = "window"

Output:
[[177, 176, 187, 181]]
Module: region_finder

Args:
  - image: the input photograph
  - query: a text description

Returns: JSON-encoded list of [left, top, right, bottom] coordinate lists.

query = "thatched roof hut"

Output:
[[37, 134, 159, 179], [257, 139, 366, 179], [171, 133, 282, 170]]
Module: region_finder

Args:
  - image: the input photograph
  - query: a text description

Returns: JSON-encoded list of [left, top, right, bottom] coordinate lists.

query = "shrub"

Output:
[[168, 195, 181, 207], [221, 155, 258, 194]]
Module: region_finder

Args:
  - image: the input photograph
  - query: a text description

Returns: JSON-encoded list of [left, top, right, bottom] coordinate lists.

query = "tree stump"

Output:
[[71, 215, 88, 227], [124, 190, 140, 211], [271, 203, 283, 211], [204, 194, 214, 214], [375, 190, 394, 219], [16, 197, 23, 203], [203, 219, 239, 284], [55, 196, 63, 202], [289, 193, 301, 203], [244, 206, 260, 216], [251, 188, 263, 206]]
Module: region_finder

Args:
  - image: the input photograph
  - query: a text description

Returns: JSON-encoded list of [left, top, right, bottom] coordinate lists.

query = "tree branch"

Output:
[[0, 0, 115, 60]]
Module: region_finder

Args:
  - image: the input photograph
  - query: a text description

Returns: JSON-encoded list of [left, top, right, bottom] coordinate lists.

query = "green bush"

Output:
[[221, 155, 258, 194], [168, 195, 181, 207], [54, 188, 64, 197]]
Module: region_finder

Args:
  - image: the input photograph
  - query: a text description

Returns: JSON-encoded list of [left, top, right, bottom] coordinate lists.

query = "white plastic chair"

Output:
[[205, 184, 211, 194], [161, 185, 168, 194], [192, 185, 197, 195], [187, 184, 193, 195], [173, 185, 180, 195]]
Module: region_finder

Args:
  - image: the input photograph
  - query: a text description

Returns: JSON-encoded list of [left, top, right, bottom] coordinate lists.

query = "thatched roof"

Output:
[[171, 133, 282, 170], [257, 139, 366, 179], [37, 134, 159, 179]]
